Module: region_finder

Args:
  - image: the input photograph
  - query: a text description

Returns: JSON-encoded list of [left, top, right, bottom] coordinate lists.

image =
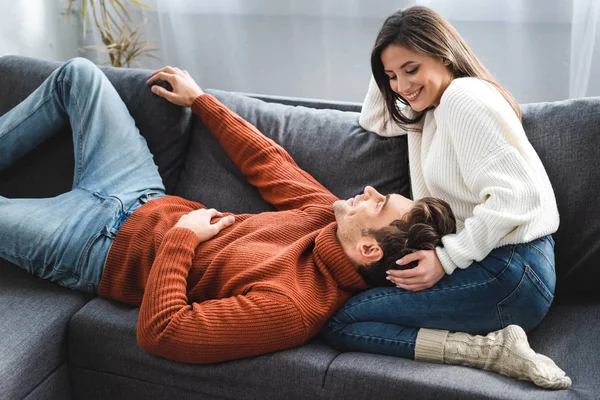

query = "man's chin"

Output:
[[332, 200, 345, 218]]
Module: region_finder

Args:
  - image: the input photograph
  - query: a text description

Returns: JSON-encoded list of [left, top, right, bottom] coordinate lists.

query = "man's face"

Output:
[[333, 186, 414, 261]]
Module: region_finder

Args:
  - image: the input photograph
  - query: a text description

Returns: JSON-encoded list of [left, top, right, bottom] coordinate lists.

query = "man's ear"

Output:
[[356, 240, 384, 264]]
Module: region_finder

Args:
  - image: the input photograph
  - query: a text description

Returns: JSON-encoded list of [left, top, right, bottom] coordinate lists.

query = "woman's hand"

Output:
[[386, 250, 446, 291], [146, 66, 204, 107], [173, 208, 235, 242]]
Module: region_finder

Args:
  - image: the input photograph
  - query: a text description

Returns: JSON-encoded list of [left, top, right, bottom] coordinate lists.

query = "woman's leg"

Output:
[[322, 237, 569, 388], [0, 58, 165, 292]]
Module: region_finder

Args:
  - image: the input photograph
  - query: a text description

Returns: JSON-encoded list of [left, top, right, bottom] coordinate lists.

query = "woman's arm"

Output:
[[359, 76, 408, 137], [436, 80, 544, 274], [436, 146, 542, 273]]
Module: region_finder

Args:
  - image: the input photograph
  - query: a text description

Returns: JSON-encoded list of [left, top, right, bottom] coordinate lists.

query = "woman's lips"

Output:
[[405, 87, 422, 102]]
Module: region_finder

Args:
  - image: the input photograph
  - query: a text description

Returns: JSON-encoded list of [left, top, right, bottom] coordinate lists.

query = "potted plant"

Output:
[[66, 0, 156, 67]]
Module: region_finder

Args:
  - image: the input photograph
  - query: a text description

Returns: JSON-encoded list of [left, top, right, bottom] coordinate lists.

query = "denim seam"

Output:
[[0, 90, 57, 141], [327, 323, 416, 347], [496, 259, 527, 328], [524, 265, 554, 303], [0, 248, 47, 268], [338, 245, 517, 314], [61, 75, 85, 187], [522, 241, 553, 270]]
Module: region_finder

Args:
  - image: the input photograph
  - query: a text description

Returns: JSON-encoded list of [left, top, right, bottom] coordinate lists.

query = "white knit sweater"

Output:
[[360, 76, 559, 274]]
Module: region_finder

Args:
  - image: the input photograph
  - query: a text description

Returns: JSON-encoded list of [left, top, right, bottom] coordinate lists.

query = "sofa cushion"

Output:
[[0, 261, 92, 399], [0, 56, 191, 196], [173, 89, 410, 214], [67, 290, 598, 399], [68, 297, 337, 400], [521, 98, 600, 295], [321, 293, 600, 399]]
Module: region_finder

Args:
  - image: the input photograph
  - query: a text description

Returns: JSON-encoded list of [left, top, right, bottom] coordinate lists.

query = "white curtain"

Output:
[[569, 0, 600, 98], [148, 0, 600, 103], [3, 0, 598, 103]]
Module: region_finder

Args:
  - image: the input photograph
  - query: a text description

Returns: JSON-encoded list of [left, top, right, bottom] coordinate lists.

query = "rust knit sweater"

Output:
[[98, 94, 369, 364]]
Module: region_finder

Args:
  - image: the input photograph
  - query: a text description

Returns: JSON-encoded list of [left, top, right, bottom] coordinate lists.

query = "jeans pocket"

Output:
[[139, 190, 165, 204], [497, 264, 553, 331], [71, 229, 113, 293]]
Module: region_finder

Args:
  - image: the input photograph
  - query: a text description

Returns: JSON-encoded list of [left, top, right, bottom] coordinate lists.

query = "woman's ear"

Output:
[[357, 242, 384, 264]]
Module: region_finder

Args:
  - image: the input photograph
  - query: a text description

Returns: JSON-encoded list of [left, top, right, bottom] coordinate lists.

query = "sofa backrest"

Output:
[[0, 55, 599, 297], [174, 89, 411, 214], [521, 98, 600, 295], [0, 56, 190, 195]]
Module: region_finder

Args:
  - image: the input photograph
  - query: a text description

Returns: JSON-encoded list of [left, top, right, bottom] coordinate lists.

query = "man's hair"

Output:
[[357, 197, 457, 287]]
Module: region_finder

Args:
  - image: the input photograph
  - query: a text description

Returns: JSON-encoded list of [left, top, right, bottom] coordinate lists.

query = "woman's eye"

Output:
[[388, 75, 397, 81], [406, 67, 419, 75]]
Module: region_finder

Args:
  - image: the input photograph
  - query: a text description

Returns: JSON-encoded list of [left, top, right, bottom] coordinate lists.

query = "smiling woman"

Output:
[[321, 5, 571, 389], [381, 45, 453, 111]]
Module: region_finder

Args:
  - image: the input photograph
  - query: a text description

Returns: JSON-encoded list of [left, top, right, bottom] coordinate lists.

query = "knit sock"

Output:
[[414, 325, 572, 389]]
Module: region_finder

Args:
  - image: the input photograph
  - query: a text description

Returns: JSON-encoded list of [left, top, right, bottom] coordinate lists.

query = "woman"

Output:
[[321, 6, 570, 389]]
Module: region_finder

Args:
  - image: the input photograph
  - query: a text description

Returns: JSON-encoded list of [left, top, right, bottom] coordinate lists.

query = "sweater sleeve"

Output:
[[359, 76, 408, 137], [137, 227, 308, 364], [435, 81, 542, 273], [191, 94, 338, 211]]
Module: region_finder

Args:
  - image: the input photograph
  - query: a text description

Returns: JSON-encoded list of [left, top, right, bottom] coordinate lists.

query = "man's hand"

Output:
[[173, 208, 235, 242], [146, 66, 204, 107], [386, 250, 446, 291]]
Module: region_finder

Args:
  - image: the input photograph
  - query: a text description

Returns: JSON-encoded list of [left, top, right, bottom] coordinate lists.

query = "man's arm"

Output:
[[137, 227, 308, 364], [147, 66, 338, 211]]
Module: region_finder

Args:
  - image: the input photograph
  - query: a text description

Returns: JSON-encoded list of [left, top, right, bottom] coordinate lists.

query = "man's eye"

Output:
[[406, 67, 419, 75]]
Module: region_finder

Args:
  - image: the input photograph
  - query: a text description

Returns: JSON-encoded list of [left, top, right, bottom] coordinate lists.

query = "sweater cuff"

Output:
[[191, 93, 216, 116], [415, 328, 449, 363], [165, 227, 203, 249], [435, 246, 458, 275]]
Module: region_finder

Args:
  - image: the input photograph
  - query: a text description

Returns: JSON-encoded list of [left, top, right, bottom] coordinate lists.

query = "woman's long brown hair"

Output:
[[371, 6, 522, 130]]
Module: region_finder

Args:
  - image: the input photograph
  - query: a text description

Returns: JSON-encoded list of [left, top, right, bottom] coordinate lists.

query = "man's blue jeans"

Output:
[[321, 236, 556, 359], [0, 58, 165, 293]]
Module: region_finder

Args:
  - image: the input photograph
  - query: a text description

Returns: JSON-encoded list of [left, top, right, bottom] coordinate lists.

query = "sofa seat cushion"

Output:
[[322, 294, 600, 399], [174, 89, 411, 214], [0, 261, 92, 399], [68, 294, 598, 399], [68, 297, 338, 400]]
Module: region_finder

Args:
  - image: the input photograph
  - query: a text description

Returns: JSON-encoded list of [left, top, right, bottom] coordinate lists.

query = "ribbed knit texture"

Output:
[[414, 328, 449, 363], [99, 94, 369, 364], [360, 76, 559, 274]]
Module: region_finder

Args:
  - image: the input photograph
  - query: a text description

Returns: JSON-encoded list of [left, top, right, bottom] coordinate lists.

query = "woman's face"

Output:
[[381, 44, 454, 112]]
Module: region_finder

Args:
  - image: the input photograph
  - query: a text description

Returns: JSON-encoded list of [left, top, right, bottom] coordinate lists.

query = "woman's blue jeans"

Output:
[[0, 58, 165, 293], [321, 236, 556, 359]]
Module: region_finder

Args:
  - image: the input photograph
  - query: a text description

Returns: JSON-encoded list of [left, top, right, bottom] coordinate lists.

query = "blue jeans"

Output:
[[0, 58, 165, 293], [321, 236, 556, 359]]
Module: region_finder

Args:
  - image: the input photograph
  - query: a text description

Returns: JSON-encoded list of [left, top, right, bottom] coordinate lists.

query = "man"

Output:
[[0, 58, 413, 364], [0, 59, 569, 389]]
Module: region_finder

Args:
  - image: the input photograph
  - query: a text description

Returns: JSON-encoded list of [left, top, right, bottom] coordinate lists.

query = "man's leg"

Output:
[[0, 58, 164, 292]]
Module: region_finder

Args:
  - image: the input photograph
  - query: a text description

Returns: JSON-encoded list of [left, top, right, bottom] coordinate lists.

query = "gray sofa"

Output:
[[1, 55, 599, 400]]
